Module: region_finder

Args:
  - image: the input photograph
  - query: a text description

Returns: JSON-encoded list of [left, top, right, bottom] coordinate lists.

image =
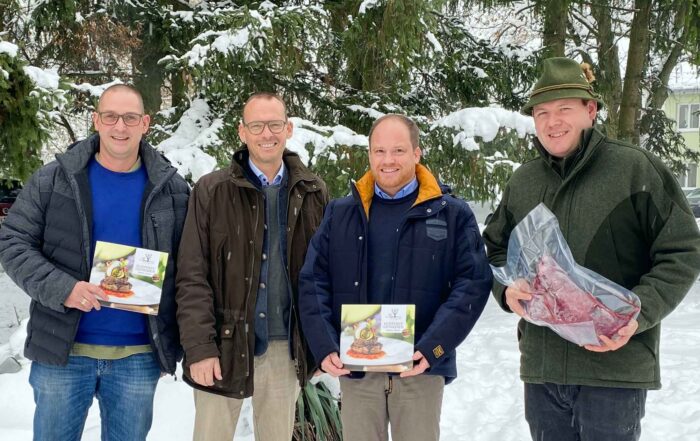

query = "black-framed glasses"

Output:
[[243, 120, 287, 135], [98, 112, 144, 127]]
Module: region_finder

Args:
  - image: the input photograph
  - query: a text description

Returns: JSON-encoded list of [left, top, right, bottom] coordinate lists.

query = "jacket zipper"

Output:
[[142, 171, 178, 375]]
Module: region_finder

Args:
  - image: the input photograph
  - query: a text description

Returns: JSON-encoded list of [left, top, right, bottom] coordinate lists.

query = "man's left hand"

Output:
[[400, 351, 430, 378], [584, 319, 638, 352]]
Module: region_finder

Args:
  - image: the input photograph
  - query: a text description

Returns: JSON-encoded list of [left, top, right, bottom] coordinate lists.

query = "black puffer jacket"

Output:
[[0, 134, 189, 373]]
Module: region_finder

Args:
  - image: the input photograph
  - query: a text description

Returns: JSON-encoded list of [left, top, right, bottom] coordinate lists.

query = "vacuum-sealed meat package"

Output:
[[491, 203, 640, 346]]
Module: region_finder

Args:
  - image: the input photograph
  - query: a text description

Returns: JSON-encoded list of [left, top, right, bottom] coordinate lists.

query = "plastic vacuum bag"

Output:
[[491, 203, 641, 346]]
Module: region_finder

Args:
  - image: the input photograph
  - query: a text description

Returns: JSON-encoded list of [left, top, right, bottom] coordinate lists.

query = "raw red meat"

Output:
[[527, 255, 637, 341]]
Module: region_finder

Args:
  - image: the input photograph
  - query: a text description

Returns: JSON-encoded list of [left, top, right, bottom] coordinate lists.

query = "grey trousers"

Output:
[[192, 341, 300, 441], [339, 373, 445, 441]]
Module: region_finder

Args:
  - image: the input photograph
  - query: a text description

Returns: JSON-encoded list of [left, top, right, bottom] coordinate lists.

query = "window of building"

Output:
[[678, 103, 700, 130]]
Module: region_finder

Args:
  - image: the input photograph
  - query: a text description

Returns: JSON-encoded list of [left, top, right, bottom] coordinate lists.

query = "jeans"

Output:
[[524, 382, 647, 441], [29, 352, 161, 441]]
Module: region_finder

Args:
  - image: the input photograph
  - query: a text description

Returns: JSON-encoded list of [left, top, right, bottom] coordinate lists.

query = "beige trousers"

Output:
[[339, 373, 444, 441], [192, 340, 300, 441]]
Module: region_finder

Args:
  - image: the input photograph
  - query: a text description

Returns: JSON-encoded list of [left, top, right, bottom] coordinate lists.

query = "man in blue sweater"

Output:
[[299, 114, 493, 441], [0, 84, 189, 441]]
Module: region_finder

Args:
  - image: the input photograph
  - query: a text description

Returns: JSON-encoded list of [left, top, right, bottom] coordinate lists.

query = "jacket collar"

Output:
[[55, 133, 176, 186], [353, 163, 443, 219]]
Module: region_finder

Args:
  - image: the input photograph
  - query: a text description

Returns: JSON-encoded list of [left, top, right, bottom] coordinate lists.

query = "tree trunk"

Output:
[[132, 23, 164, 116], [541, 0, 569, 58], [618, 0, 652, 144], [591, 0, 623, 138]]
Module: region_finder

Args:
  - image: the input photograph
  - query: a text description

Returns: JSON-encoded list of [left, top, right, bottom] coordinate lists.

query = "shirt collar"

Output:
[[248, 158, 285, 187], [374, 178, 418, 200]]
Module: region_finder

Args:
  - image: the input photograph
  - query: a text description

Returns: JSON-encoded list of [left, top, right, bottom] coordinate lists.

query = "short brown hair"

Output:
[[98, 84, 145, 113], [368, 114, 420, 150], [242, 92, 287, 122]]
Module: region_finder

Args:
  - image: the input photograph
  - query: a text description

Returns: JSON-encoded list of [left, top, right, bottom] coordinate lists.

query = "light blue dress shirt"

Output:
[[374, 177, 418, 199], [248, 159, 285, 187]]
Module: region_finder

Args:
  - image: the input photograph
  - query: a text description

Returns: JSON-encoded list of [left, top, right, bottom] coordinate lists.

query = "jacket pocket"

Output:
[[216, 322, 250, 389], [425, 218, 448, 241]]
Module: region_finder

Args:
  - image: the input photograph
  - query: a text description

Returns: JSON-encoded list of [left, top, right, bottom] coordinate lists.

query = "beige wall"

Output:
[[663, 90, 700, 187]]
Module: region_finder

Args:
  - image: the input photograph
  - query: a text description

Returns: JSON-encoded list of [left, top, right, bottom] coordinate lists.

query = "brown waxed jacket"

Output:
[[176, 147, 328, 398]]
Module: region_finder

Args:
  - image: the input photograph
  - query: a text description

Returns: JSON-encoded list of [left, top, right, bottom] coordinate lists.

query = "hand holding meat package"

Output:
[[491, 203, 641, 346]]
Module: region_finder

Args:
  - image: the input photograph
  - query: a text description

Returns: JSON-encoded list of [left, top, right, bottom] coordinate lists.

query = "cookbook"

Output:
[[340, 304, 415, 372], [88, 241, 168, 315]]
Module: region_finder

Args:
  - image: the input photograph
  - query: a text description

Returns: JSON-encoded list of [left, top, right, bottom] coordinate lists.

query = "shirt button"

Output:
[[264, 224, 268, 230], [262, 253, 267, 260], [358, 236, 363, 240], [441, 201, 447, 206], [259, 312, 266, 318], [260, 282, 266, 289], [354, 281, 359, 286], [224, 329, 231, 335], [297, 194, 302, 199], [249, 240, 253, 245], [252, 205, 256, 209], [427, 208, 432, 213]]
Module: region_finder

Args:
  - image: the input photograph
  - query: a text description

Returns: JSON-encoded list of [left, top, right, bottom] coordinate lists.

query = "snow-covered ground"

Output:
[[1, 270, 698, 440]]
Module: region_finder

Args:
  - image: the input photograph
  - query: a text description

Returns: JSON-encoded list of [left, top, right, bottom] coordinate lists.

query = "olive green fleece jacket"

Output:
[[483, 127, 700, 389]]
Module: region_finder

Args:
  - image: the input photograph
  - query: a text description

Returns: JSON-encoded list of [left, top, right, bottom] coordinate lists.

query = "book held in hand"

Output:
[[88, 241, 168, 315], [340, 304, 415, 373]]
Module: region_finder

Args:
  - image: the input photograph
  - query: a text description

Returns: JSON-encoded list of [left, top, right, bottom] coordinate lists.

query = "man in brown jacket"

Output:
[[176, 92, 328, 441]]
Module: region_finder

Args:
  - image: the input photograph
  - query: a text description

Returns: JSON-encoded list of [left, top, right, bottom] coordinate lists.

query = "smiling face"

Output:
[[532, 98, 597, 158], [368, 117, 421, 197], [92, 88, 150, 170], [238, 96, 292, 174]]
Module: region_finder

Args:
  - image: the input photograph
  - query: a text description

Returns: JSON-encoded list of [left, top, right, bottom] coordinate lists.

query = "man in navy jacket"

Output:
[[299, 114, 492, 441]]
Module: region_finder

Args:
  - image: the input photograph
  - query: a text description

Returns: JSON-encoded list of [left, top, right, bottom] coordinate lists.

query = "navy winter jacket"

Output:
[[299, 164, 493, 382]]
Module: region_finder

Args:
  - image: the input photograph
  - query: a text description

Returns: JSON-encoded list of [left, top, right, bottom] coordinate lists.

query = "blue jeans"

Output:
[[29, 352, 161, 441], [524, 382, 647, 441]]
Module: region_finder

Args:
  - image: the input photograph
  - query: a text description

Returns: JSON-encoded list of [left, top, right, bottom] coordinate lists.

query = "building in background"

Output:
[[663, 62, 700, 188]]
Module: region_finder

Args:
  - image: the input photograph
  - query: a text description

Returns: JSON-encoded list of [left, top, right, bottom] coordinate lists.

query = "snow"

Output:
[[22, 66, 60, 90], [0, 41, 19, 58], [668, 62, 700, 92], [432, 107, 535, 150], [1, 268, 699, 440], [71, 80, 124, 98], [348, 104, 386, 119], [156, 99, 219, 182], [426, 31, 443, 53], [358, 0, 382, 15], [287, 117, 368, 164]]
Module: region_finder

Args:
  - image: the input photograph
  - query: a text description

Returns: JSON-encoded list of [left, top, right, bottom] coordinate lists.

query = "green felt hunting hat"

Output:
[[522, 57, 605, 115]]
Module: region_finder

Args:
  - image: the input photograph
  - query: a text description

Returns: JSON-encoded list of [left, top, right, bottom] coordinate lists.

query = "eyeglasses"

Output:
[[97, 112, 144, 127], [243, 120, 287, 135]]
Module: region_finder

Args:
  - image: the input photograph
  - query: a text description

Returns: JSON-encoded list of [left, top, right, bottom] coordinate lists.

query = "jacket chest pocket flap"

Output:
[[425, 218, 448, 241]]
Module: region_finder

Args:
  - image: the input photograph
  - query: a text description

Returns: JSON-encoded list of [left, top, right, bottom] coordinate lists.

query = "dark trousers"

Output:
[[524, 382, 647, 441]]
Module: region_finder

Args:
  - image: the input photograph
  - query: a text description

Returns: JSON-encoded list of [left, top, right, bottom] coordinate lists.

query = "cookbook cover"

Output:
[[88, 241, 168, 315], [339, 304, 415, 372]]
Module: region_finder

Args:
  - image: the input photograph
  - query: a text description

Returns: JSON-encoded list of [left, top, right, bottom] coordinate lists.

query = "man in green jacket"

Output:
[[483, 57, 700, 441]]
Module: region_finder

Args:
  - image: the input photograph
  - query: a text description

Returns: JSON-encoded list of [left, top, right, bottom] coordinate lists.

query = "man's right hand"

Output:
[[190, 357, 222, 386], [64, 281, 109, 312], [321, 352, 350, 377], [505, 278, 533, 318]]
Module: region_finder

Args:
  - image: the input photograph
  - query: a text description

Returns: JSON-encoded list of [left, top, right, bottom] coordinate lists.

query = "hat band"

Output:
[[530, 83, 593, 98]]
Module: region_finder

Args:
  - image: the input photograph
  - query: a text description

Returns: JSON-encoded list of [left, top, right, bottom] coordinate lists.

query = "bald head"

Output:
[[98, 84, 145, 113]]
